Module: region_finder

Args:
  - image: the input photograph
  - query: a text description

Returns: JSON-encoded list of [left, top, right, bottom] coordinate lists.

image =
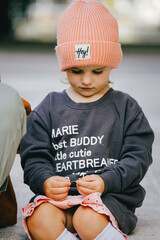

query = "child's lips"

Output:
[[80, 87, 93, 90]]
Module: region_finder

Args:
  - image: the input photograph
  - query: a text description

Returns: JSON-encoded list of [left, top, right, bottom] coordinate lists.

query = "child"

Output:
[[20, 1, 154, 239]]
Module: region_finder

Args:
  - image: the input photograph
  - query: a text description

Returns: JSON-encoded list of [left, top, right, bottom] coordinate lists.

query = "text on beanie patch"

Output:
[[75, 44, 91, 60]]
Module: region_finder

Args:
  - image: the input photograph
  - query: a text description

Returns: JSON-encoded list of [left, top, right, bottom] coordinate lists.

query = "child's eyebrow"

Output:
[[94, 67, 106, 70], [71, 67, 106, 70]]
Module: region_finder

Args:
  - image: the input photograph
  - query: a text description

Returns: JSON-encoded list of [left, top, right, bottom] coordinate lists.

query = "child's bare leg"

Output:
[[73, 206, 109, 240], [27, 203, 75, 240]]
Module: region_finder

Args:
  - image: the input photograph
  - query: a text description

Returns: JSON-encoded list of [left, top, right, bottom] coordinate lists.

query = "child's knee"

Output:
[[26, 203, 67, 240], [27, 203, 66, 231], [73, 206, 108, 225], [73, 206, 89, 227], [73, 206, 109, 239]]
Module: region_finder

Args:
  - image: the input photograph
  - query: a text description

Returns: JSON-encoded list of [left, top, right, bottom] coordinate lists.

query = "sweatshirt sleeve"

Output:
[[20, 110, 55, 195], [100, 99, 154, 195]]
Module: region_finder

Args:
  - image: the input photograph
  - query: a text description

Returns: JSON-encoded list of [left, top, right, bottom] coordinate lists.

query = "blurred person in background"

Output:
[[0, 78, 30, 227]]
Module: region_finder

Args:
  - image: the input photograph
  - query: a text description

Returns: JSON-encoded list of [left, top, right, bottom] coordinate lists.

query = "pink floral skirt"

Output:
[[22, 192, 128, 239]]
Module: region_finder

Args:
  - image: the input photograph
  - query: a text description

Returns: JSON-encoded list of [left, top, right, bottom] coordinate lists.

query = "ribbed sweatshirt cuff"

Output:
[[100, 171, 119, 194]]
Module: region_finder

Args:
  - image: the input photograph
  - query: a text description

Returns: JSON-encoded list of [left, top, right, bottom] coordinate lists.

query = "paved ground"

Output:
[[0, 45, 160, 239]]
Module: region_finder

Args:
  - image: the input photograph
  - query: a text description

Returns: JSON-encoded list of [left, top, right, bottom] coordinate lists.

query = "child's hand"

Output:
[[43, 176, 71, 201], [76, 175, 105, 197]]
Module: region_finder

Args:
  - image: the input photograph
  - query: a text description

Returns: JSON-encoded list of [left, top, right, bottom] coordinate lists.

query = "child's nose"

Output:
[[81, 73, 92, 85]]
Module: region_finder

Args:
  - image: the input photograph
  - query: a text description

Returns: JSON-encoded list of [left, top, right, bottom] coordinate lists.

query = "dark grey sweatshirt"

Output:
[[20, 88, 154, 234]]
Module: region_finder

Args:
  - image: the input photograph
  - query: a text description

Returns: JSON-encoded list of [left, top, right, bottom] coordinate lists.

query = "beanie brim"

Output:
[[56, 41, 123, 71]]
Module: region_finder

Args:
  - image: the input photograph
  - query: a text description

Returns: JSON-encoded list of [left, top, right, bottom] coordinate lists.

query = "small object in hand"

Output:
[[70, 180, 77, 183], [71, 178, 82, 183]]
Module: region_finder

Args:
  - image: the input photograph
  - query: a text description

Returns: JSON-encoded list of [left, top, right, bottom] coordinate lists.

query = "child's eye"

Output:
[[93, 70, 103, 74], [72, 69, 82, 74]]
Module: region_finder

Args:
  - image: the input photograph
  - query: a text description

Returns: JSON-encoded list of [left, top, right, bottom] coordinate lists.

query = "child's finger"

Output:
[[50, 186, 70, 195], [76, 179, 96, 190], [81, 175, 95, 180], [76, 175, 104, 193], [50, 192, 69, 201], [51, 180, 71, 188], [53, 176, 71, 182], [44, 176, 71, 196], [49, 176, 71, 187], [79, 175, 98, 182], [77, 185, 94, 196]]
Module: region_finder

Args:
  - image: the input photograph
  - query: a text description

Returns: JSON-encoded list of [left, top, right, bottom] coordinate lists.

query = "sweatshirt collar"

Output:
[[60, 88, 114, 109]]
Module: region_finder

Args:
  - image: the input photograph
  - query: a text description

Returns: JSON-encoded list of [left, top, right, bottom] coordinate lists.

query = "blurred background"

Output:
[[0, 0, 160, 45], [0, 1, 160, 239]]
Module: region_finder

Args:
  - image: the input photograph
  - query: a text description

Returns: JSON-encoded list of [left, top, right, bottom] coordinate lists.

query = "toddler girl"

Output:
[[20, 1, 154, 239]]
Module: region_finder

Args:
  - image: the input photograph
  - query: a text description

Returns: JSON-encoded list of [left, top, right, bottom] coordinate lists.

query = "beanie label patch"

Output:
[[75, 44, 91, 60]]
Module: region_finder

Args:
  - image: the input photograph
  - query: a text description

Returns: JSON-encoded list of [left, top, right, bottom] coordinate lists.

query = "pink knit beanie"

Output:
[[55, 0, 123, 71]]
